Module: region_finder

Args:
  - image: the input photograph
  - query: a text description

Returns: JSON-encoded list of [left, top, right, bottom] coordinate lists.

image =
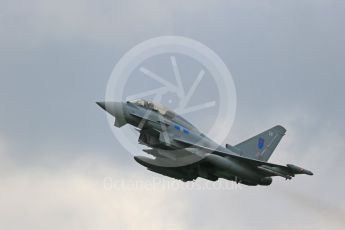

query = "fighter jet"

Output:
[[97, 99, 313, 186]]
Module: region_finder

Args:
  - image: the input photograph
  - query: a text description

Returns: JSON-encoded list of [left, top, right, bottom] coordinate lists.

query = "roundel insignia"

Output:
[[258, 137, 265, 150]]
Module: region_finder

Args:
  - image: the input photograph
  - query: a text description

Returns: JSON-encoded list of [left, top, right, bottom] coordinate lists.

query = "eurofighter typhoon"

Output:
[[97, 99, 313, 186]]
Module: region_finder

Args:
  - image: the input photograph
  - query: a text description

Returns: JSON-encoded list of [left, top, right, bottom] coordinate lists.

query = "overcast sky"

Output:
[[0, 0, 345, 229]]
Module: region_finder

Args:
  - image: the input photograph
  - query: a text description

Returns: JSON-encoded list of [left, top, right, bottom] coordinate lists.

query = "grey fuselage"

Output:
[[98, 101, 274, 186]]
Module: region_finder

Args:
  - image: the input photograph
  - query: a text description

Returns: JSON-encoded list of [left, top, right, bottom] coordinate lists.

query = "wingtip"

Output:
[[287, 164, 314, 176], [305, 170, 314, 176]]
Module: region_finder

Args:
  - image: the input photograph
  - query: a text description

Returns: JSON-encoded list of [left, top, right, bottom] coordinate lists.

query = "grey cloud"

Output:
[[0, 0, 345, 229]]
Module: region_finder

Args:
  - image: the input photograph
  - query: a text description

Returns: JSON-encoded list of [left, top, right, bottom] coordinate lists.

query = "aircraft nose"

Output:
[[96, 101, 124, 118], [96, 101, 106, 110]]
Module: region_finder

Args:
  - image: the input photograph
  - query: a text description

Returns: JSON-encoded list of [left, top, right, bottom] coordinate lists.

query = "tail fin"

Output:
[[233, 125, 286, 162]]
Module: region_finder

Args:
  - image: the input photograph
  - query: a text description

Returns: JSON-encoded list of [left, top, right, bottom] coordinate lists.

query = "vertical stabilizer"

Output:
[[233, 125, 286, 161]]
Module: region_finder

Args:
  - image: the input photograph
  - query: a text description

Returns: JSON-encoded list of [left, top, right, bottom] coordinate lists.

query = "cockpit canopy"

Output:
[[129, 99, 175, 118], [129, 99, 198, 131]]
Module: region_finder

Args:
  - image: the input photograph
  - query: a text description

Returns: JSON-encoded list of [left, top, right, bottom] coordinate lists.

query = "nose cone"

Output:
[[97, 101, 128, 128], [96, 101, 106, 110], [96, 101, 124, 118]]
